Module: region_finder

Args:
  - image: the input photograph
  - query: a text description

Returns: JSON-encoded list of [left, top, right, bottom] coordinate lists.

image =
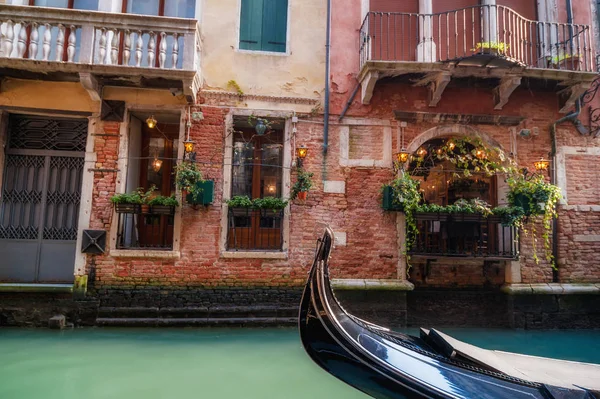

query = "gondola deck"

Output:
[[298, 228, 600, 399]]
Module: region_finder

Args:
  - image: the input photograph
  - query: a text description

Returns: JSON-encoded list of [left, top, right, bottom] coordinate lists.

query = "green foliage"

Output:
[[175, 162, 204, 198], [472, 41, 509, 52], [110, 192, 142, 205], [148, 195, 179, 207], [416, 199, 493, 216], [253, 197, 289, 211], [492, 206, 526, 227], [507, 174, 562, 268], [226, 195, 254, 208], [432, 136, 518, 178], [136, 185, 156, 204], [227, 195, 288, 210], [227, 80, 244, 96], [291, 169, 314, 200], [548, 52, 581, 64]]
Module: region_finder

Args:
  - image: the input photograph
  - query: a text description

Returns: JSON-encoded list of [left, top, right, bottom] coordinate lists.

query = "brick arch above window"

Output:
[[405, 124, 505, 154]]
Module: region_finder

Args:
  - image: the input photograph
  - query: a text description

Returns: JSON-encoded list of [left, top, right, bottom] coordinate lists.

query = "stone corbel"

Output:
[[79, 72, 101, 102], [360, 70, 379, 105], [558, 81, 592, 113], [415, 71, 451, 107], [183, 73, 201, 104], [493, 76, 521, 110]]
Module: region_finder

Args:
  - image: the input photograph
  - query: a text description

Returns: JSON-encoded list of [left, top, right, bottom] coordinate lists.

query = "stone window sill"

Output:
[[220, 251, 288, 260], [110, 250, 181, 259]]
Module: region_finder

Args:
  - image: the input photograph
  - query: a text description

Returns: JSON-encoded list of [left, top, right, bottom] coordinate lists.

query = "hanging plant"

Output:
[[174, 161, 204, 200], [291, 169, 314, 200], [507, 174, 562, 268]]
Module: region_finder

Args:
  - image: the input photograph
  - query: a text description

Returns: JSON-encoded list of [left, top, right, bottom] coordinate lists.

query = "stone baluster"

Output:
[[29, 22, 39, 59], [98, 28, 107, 64], [110, 29, 118, 64], [42, 23, 52, 61], [147, 31, 156, 67], [123, 30, 132, 65], [4, 20, 14, 58], [171, 33, 179, 69], [135, 30, 143, 67], [67, 25, 76, 62], [158, 32, 167, 68], [55, 24, 65, 61], [17, 22, 27, 58]]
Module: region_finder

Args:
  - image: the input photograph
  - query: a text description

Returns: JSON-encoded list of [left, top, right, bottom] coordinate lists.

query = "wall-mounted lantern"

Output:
[[296, 144, 308, 168], [396, 149, 410, 163], [534, 157, 550, 172]]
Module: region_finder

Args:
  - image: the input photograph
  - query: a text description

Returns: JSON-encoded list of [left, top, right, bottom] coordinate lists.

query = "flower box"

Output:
[[114, 203, 141, 214], [414, 212, 449, 222], [510, 193, 546, 216], [450, 213, 483, 222], [186, 180, 215, 205]]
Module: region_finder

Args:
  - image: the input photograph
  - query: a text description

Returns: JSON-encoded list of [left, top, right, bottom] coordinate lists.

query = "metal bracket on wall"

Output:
[[581, 55, 600, 138]]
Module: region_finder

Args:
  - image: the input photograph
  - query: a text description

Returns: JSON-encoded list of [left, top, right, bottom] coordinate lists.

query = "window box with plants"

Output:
[[472, 41, 509, 55], [226, 195, 288, 216], [148, 195, 179, 215], [381, 172, 421, 213], [110, 192, 143, 214], [292, 169, 314, 201], [226, 195, 255, 217]]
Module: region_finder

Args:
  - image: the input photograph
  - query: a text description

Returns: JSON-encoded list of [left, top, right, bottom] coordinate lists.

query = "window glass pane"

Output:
[[260, 141, 282, 198], [127, 0, 160, 15], [164, 0, 195, 18], [73, 0, 98, 10], [34, 0, 69, 7], [147, 137, 165, 191], [232, 140, 254, 197]]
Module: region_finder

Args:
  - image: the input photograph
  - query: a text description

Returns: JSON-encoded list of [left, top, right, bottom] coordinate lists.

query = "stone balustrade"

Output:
[[0, 4, 201, 101]]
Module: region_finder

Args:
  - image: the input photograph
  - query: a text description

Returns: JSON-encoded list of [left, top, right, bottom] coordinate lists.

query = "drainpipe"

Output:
[[549, 98, 583, 283], [323, 0, 331, 154]]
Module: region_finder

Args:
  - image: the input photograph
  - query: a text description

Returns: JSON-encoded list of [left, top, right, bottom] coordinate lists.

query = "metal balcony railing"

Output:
[[360, 5, 595, 73], [227, 208, 284, 251], [409, 213, 518, 260], [116, 210, 175, 250]]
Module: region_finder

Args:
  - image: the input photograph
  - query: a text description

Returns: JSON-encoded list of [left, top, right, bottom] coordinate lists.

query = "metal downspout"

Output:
[[323, 0, 331, 154], [549, 99, 582, 283]]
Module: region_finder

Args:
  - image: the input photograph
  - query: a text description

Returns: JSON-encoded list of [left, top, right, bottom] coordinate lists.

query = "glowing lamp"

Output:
[[296, 145, 308, 160], [184, 139, 195, 153], [417, 147, 428, 158], [396, 149, 410, 163], [146, 115, 157, 129], [151, 157, 163, 172], [475, 149, 487, 160], [447, 140, 456, 151], [534, 157, 550, 171]]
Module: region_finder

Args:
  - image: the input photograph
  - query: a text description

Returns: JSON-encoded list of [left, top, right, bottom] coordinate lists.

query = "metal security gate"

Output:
[[0, 115, 87, 283]]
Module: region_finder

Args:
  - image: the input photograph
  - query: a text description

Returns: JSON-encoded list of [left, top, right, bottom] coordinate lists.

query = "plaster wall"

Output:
[[0, 79, 96, 113], [200, 0, 325, 100]]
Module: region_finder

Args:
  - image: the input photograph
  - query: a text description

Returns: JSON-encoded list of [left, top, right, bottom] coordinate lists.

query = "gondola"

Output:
[[298, 228, 600, 399]]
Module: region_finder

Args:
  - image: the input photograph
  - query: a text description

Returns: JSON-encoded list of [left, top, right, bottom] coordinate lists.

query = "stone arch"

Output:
[[405, 124, 505, 154]]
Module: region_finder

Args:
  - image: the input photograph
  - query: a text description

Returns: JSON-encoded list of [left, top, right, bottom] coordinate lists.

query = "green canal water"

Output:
[[1, 328, 599, 399]]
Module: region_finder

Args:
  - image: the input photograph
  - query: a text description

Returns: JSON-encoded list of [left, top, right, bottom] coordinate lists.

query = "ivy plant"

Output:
[[175, 161, 204, 199]]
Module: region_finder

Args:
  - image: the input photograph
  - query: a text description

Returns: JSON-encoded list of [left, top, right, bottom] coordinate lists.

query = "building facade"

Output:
[[1, 0, 600, 328]]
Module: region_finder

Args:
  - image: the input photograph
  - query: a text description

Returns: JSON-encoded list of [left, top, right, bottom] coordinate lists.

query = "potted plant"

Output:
[[472, 41, 509, 55], [383, 172, 421, 212], [148, 194, 179, 215], [137, 186, 156, 214], [110, 191, 142, 214], [292, 169, 314, 200], [548, 53, 582, 71]]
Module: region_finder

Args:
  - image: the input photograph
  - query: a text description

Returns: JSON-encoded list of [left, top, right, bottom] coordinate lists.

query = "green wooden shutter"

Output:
[[240, 0, 263, 51], [261, 0, 288, 52]]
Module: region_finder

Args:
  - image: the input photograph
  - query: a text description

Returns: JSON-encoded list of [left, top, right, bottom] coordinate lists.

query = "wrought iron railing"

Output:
[[409, 213, 518, 259], [227, 208, 284, 251], [115, 210, 174, 250], [360, 5, 595, 72]]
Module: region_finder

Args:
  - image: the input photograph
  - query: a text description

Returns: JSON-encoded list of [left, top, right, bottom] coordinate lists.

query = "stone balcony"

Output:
[[0, 4, 201, 102], [359, 5, 598, 112]]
